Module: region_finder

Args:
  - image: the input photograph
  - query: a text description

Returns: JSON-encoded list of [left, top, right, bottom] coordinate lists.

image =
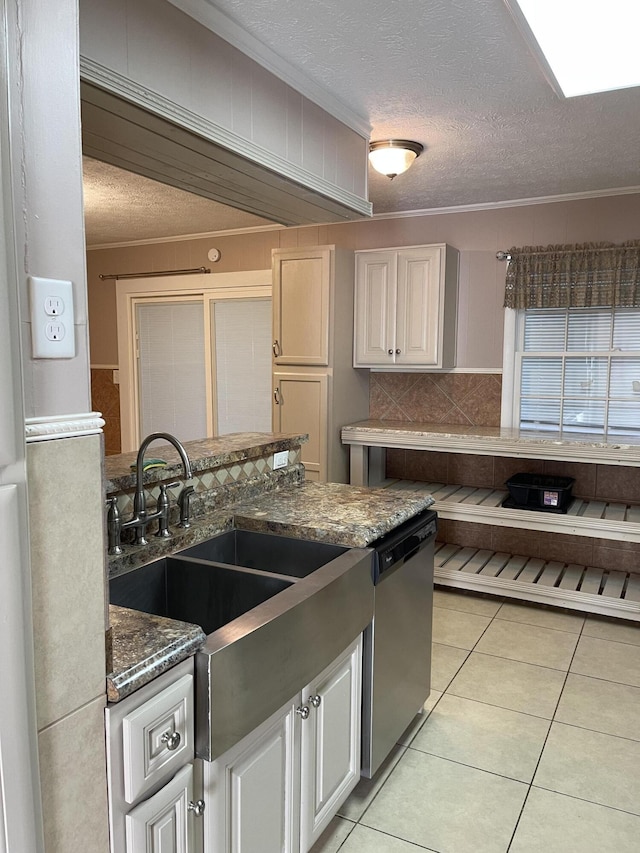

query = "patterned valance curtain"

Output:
[[503, 241, 640, 309]]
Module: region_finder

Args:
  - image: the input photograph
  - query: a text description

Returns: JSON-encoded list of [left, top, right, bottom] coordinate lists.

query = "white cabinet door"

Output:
[[125, 764, 195, 853], [354, 245, 457, 369], [273, 372, 328, 481], [396, 247, 442, 366], [353, 251, 397, 367], [272, 248, 331, 366], [203, 698, 299, 853], [299, 636, 362, 852]]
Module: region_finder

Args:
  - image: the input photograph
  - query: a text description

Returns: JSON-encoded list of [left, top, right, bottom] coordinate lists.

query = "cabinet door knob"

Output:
[[272, 339, 281, 357], [308, 694, 321, 708], [296, 705, 310, 720], [387, 348, 393, 355], [274, 388, 281, 404], [395, 348, 401, 355], [188, 799, 206, 817], [160, 730, 181, 751]]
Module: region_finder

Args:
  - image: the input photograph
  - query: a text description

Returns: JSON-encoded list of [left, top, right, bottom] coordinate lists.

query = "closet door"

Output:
[[136, 299, 208, 442]]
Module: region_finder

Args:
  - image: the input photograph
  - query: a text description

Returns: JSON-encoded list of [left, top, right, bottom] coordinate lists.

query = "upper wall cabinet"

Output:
[[272, 248, 332, 366], [354, 245, 459, 369]]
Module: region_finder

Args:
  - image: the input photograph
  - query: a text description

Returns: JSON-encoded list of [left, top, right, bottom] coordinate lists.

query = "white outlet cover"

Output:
[[29, 276, 75, 358], [273, 451, 288, 469]]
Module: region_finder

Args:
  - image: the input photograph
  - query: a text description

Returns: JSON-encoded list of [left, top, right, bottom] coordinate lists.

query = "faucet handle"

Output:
[[155, 483, 178, 539], [177, 484, 195, 529], [106, 497, 123, 556]]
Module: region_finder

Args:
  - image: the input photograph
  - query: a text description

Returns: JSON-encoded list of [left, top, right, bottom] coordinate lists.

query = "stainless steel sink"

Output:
[[109, 555, 294, 635], [178, 528, 348, 577], [110, 528, 374, 761]]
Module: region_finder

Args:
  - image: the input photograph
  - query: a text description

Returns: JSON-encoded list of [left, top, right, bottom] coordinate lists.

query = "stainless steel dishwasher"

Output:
[[361, 508, 437, 778]]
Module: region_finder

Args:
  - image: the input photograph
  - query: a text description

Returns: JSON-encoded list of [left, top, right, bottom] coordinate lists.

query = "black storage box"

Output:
[[503, 473, 575, 513]]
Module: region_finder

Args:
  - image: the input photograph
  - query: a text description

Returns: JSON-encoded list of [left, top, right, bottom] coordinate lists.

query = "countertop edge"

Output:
[[107, 605, 205, 703]]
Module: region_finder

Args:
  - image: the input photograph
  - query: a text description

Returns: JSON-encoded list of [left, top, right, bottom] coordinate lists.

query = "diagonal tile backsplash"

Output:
[[370, 372, 502, 427]]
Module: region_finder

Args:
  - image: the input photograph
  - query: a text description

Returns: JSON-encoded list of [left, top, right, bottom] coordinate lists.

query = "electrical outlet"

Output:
[[29, 276, 75, 358], [273, 450, 289, 469]]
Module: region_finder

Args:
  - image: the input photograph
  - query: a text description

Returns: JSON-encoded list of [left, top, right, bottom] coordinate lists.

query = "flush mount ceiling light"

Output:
[[504, 0, 640, 98], [368, 140, 424, 180]]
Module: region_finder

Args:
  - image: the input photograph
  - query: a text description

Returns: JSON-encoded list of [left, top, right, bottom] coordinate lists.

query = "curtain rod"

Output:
[[99, 266, 211, 281], [496, 246, 638, 262]]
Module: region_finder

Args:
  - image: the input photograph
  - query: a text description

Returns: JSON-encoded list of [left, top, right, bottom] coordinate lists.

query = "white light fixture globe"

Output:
[[368, 139, 424, 179]]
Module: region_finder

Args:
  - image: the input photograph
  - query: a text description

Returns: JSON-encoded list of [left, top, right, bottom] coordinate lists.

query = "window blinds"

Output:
[[136, 300, 207, 441], [213, 298, 271, 435]]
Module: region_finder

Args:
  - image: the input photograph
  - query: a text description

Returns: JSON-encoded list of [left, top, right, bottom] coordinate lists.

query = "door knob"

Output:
[[296, 705, 310, 720], [308, 694, 322, 708]]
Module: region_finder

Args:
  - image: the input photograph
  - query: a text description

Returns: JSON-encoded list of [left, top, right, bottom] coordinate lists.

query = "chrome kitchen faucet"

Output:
[[106, 432, 193, 555]]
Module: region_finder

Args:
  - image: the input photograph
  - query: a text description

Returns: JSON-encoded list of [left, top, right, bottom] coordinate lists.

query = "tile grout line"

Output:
[[505, 606, 588, 851]]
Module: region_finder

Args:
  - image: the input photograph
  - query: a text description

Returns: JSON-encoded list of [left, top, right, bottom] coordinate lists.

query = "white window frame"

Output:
[[116, 271, 271, 451], [501, 305, 640, 434]]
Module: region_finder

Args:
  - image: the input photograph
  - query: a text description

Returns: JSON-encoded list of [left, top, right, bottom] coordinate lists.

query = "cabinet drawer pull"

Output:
[[274, 388, 281, 404], [296, 705, 310, 720], [160, 730, 181, 751], [188, 799, 206, 817], [272, 340, 281, 357], [308, 694, 322, 709]]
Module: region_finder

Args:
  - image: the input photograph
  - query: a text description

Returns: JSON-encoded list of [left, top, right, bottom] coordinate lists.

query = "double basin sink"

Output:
[[110, 528, 374, 760]]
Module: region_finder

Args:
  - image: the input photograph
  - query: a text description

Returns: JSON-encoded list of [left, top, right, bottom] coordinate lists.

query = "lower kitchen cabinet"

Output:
[[202, 636, 362, 853], [105, 658, 201, 853], [299, 636, 362, 851], [125, 763, 196, 853], [272, 371, 328, 482]]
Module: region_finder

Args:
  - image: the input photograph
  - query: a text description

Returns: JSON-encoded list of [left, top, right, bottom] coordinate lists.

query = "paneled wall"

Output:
[[79, 0, 370, 216]]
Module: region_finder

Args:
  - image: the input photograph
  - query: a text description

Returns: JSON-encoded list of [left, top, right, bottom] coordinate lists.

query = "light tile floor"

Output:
[[311, 588, 640, 853]]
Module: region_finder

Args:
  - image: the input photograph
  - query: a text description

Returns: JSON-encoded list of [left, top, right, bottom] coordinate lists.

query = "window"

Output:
[[514, 307, 640, 436]]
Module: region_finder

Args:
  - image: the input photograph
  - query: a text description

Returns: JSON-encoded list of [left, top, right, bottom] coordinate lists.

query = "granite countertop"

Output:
[[104, 431, 307, 492], [232, 480, 435, 547], [107, 605, 205, 702], [341, 419, 640, 465]]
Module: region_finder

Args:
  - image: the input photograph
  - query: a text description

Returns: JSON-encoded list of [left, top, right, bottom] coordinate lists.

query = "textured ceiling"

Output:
[[83, 158, 272, 247], [84, 0, 640, 244]]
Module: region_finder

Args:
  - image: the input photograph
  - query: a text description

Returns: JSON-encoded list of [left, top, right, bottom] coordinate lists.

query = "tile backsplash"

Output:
[[370, 372, 502, 427]]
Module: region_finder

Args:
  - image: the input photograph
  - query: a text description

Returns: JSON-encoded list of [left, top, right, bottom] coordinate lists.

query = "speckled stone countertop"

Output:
[[107, 605, 205, 702], [341, 420, 640, 465], [105, 431, 307, 492], [232, 481, 435, 547]]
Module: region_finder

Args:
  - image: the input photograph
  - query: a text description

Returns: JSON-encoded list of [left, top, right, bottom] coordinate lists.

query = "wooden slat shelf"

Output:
[[386, 480, 640, 543], [434, 542, 640, 621]]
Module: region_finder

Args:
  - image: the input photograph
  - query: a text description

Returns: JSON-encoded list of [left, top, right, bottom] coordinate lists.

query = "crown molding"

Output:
[[165, 0, 371, 138], [86, 184, 640, 250], [25, 412, 105, 443], [86, 223, 286, 251], [368, 185, 640, 221]]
